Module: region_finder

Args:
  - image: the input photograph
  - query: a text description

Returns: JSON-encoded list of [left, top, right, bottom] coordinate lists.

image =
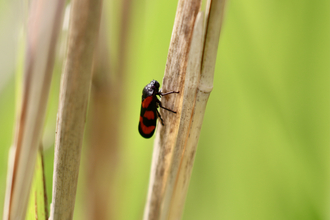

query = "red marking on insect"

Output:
[[138, 80, 179, 138], [142, 96, 153, 108], [139, 116, 155, 135], [143, 110, 155, 120]]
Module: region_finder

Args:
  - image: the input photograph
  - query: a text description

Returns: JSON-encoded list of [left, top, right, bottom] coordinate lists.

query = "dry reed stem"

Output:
[[143, 0, 202, 220], [167, 11, 204, 219], [144, 0, 227, 219], [168, 0, 227, 219], [3, 0, 65, 219], [49, 0, 103, 219], [84, 3, 130, 216]]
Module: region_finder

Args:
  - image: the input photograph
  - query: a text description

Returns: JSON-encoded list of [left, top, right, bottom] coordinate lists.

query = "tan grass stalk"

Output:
[[49, 0, 103, 219], [83, 1, 131, 215], [143, 1, 202, 219], [168, 1, 227, 218], [85, 32, 118, 219], [167, 11, 204, 219], [144, 0, 227, 219], [3, 0, 65, 219]]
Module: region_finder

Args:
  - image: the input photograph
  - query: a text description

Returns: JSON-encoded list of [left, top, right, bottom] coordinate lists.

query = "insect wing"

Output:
[[139, 109, 157, 138]]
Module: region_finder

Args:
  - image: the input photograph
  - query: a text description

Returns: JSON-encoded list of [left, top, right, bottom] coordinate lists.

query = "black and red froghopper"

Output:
[[138, 80, 179, 138]]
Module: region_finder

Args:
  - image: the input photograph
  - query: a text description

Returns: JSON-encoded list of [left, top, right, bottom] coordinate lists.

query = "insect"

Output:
[[138, 80, 179, 138]]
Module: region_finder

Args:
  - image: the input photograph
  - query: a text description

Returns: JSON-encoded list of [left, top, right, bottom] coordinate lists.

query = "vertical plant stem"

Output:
[[83, 1, 132, 218], [85, 44, 119, 219], [167, 11, 204, 219], [83, 0, 132, 214], [143, 1, 201, 220], [169, 0, 227, 219], [50, 0, 103, 219], [144, 0, 227, 219], [3, 0, 65, 219]]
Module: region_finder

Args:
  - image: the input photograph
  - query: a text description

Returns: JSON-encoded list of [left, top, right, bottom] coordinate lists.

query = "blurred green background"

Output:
[[0, 0, 330, 219]]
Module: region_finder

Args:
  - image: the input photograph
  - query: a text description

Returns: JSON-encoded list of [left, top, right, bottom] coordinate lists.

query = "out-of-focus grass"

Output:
[[26, 151, 48, 220], [0, 78, 15, 218], [0, 0, 329, 219], [184, 1, 330, 220]]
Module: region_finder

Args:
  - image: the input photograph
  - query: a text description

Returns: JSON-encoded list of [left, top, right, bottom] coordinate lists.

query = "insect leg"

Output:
[[156, 109, 164, 125], [158, 90, 179, 96], [156, 99, 177, 114]]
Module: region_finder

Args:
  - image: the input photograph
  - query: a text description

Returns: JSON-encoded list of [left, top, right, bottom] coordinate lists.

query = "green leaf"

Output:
[[26, 149, 48, 220]]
